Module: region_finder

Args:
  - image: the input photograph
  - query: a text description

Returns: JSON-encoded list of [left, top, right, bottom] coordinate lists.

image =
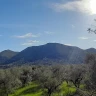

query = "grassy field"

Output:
[[9, 81, 78, 96]]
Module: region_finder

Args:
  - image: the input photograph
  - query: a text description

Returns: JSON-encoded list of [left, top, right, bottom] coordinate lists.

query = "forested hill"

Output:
[[0, 43, 95, 65]]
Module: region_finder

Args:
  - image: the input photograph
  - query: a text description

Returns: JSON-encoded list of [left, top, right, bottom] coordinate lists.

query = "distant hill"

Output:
[[85, 48, 96, 54], [0, 50, 18, 59], [0, 50, 18, 64], [1, 43, 96, 65]]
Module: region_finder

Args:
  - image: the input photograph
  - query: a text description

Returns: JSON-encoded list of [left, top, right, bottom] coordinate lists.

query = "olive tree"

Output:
[[20, 66, 32, 87], [0, 69, 21, 96], [69, 65, 86, 88], [36, 65, 64, 96]]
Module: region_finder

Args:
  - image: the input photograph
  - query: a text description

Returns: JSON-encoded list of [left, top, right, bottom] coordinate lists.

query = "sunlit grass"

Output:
[[9, 82, 43, 96], [52, 82, 76, 96]]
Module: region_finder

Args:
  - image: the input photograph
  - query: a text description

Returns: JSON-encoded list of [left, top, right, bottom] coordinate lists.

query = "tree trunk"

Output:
[[48, 89, 52, 96], [6, 93, 8, 96]]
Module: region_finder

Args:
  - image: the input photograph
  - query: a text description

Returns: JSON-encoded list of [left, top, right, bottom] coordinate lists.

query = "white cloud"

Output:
[[93, 40, 96, 42], [78, 36, 89, 40], [28, 40, 39, 43], [51, 0, 95, 15], [45, 31, 54, 35], [64, 44, 72, 46], [72, 25, 75, 28], [22, 40, 39, 46], [15, 33, 38, 39]]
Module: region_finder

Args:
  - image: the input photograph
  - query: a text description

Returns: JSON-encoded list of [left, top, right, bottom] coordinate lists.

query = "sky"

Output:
[[0, 0, 96, 51]]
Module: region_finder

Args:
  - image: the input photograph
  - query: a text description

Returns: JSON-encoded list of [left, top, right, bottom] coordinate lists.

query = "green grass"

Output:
[[52, 82, 76, 96], [9, 82, 77, 96], [9, 82, 43, 96]]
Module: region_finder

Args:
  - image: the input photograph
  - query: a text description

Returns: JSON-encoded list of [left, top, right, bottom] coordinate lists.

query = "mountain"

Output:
[[5, 43, 88, 65], [0, 50, 18, 64], [1, 43, 96, 65]]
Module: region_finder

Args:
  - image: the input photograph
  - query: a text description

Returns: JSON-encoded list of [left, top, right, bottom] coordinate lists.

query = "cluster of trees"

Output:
[[0, 54, 96, 96]]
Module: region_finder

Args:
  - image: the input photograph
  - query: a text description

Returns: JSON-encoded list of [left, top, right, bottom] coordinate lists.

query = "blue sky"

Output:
[[0, 0, 96, 51]]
